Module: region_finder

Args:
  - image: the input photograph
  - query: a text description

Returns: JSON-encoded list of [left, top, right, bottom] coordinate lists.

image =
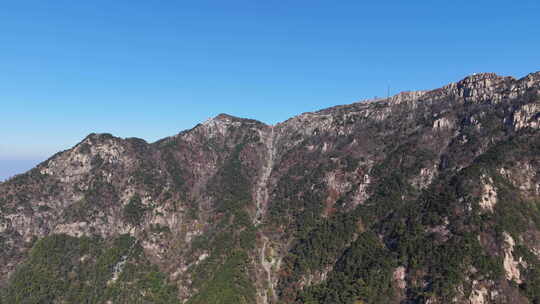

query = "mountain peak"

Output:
[[2, 70, 540, 304], [460, 72, 503, 82], [214, 113, 237, 120], [82, 132, 118, 142], [202, 113, 267, 127]]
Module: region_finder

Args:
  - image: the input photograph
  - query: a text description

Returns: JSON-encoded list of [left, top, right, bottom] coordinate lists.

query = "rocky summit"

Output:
[[1, 71, 540, 304]]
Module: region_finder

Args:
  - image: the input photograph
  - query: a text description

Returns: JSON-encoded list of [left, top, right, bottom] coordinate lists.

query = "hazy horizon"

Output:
[[0, 159, 43, 182]]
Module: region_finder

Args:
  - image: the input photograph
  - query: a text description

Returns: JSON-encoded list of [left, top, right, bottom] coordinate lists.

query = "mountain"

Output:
[[1, 72, 540, 304]]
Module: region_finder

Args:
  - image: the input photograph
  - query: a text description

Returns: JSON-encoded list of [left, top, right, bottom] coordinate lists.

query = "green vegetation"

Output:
[[123, 194, 147, 226], [277, 132, 539, 302], [187, 251, 254, 304], [515, 244, 540, 302], [187, 142, 257, 304], [300, 232, 396, 304], [1, 234, 179, 304], [267, 158, 330, 237], [278, 212, 361, 301]]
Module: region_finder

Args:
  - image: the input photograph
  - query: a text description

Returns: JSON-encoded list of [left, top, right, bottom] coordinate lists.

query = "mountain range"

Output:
[[1, 71, 540, 304]]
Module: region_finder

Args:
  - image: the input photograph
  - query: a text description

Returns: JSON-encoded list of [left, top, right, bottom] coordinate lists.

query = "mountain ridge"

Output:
[[1, 70, 540, 304], [5, 70, 535, 171]]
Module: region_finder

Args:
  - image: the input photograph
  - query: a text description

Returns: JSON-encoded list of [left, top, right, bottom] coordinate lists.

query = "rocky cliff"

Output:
[[1, 71, 540, 304]]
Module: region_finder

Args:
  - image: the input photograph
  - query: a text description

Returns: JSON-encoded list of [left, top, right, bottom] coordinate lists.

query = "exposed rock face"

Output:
[[503, 232, 523, 284], [1, 71, 540, 303], [479, 175, 497, 212], [393, 266, 407, 290], [469, 281, 489, 304]]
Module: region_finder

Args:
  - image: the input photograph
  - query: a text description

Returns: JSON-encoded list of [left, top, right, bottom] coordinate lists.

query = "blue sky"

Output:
[[1, 0, 539, 180]]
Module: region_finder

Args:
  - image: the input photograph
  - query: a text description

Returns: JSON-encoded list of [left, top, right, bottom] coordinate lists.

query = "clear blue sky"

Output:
[[1, 0, 539, 180]]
